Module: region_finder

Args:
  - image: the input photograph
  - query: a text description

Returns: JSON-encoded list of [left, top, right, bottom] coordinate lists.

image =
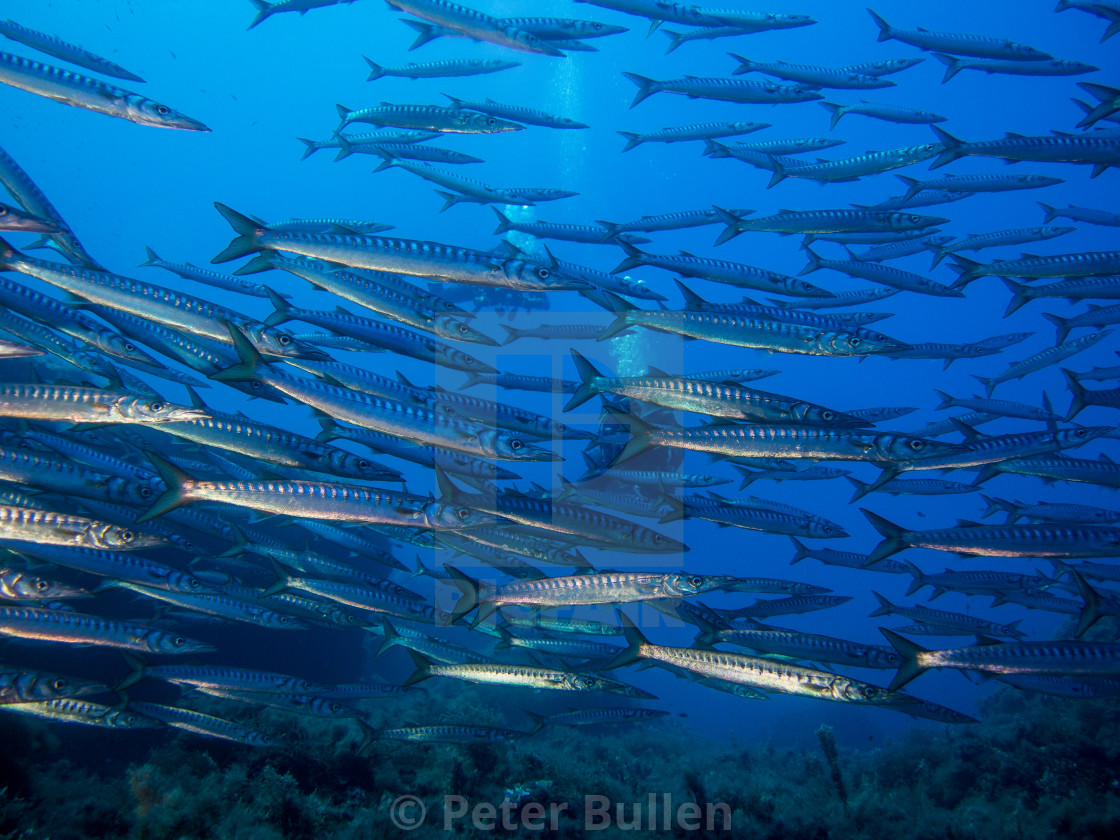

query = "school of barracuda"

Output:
[[0, 0, 1119, 747]]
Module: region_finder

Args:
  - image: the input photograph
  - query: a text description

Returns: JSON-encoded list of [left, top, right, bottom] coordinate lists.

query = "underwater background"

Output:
[[1, 0, 1120, 837]]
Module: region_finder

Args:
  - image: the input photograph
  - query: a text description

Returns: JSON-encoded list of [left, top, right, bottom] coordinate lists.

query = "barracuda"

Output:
[[0, 238, 323, 361], [864, 510, 1120, 562], [624, 72, 822, 108], [0, 446, 158, 508], [126, 701, 276, 746], [436, 467, 687, 554], [730, 55, 892, 89], [617, 122, 766, 152], [374, 618, 491, 664], [138, 453, 493, 531], [115, 582, 308, 630], [660, 494, 847, 539], [1, 699, 162, 729], [155, 395, 401, 482], [716, 206, 944, 245], [404, 650, 656, 698], [387, 0, 567, 56], [0, 142, 99, 267], [801, 247, 962, 297], [0, 51, 207, 130], [698, 624, 901, 670], [820, 100, 946, 129], [0, 606, 212, 653], [0, 18, 144, 81], [445, 566, 743, 625], [335, 102, 524, 133], [443, 94, 587, 129], [867, 10, 1052, 60], [596, 291, 905, 356], [451, 526, 588, 569], [141, 246, 281, 299], [5, 544, 205, 593], [934, 54, 1097, 83], [212, 204, 585, 292], [260, 291, 496, 371], [0, 383, 205, 425], [931, 126, 1120, 172], [607, 613, 903, 706], [607, 407, 961, 467], [882, 629, 1120, 691], [212, 323, 556, 462], [0, 667, 105, 705], [0, 200, 61, 233], [566, 348, 867, 428], [365, 56, 518, 81], [768, 143, 944, 188], [613, 243, 832, 298], [972, 332, 1109, 395]]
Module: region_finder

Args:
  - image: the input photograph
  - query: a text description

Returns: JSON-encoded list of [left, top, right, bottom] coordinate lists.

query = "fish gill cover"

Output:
[[0, 0, 1119, 837]]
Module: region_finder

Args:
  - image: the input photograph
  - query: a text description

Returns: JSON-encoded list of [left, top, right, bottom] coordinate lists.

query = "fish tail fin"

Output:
[[491, 207, 513, 235], [798, 247, 824, 276], [929, 125, 963, 168], [209, 320, 268, 384], [139, 246, 162, 267], [113, 653, 147, 691], [765, 155, 787, 189], [862, 509, 907, 564], [564, 348, 604, 411], [1071, 570, 1103, 638], [733, 464, 759, 490], [137, 454, 195, 522], [332, 135, 353, 162], [363, 56, 385, 81], [933, 389, 955, 410], [928, 245, 953, 270], [610, 241, 647, 274], [902, 560, 925, 597], [211, 203, 264, 263], [604, 406, 653, 464], [498, 325, 521, 346], [894, 174, 922, 202], [931, 52, 962, 83], [971, 374, 995, 398], [661, 29, 686, 54], [845, 475, 872, 503], [867, 9, 893, 41], [999, 277, 1031, 317], [1062, 368, 1089, 421], [524, 710, 547, 735], [1037, 201, 1058, 223], [247, 0, 273, 29], [819, 101, 844, 130], [617, 131, 643, 152], [262, 286, 293, 327], [789, 536, 810, 564], [1041, 311, 1071, 344], [443, 565, 480, 623], [947, 254, 982, 290], [728, 52, 751, 75], [622, 72, 658, 108], [401, 649, 435, 688], [879, 628, 929, 690], [596, 291, 637, 340], [376, 618, 401, 657], [231, 252, 275, 276], [604, 611, 647, 670], [869, 591, 895, 617]]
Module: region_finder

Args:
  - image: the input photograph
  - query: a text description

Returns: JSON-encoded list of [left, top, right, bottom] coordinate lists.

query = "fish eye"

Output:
[[0, 207, 6, 216], [487, 464, 497, 473], [536, 268, 550, 280], [300, 680, 314, 691], [457, 507, 471, 520], [909, 439, 925, 451], [173, 636, 186, 647], [464, 355, 475, 363], [850, 338, 861, 347], [458, 324, 468, 334], [909, 215, 920, 223], [823, 524, 832, 534], [124, 342, 136, 352], [1075, 429, 1089, 438], [688, 576, 703, 587], [156, 105, 170, 116], [486, 117, 497, 125], [52, 678, 68, 690], [278, 615, 290, 624], [148, 402, 164, 412], [189, 578, 202, 589], [357, 459, 370, 469], [278, 334, 291, 345], [653, 534, 664, 544], [119, 529, 136, 543], [509, 439, 524, 450], [331, 703, 343, 713], [35, 578, 50, 591], [593, 22, 602, 29], [138, 487, 152, 498], [582, 677, 595, 688], [821, 410, 834, 421]]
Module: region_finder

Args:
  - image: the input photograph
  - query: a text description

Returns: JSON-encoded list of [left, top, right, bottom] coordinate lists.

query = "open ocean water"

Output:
[[1, 0, 1120, 837]]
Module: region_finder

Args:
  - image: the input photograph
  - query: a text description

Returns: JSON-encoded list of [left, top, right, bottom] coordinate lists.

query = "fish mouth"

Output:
[[166, 408, 212, 421], [5, 217, 63, 234], [460, 331, 501, 347], [519, 449, 564, 462], [465, 359, 500, 375], [166, 114, 211, 132], [290, 344, 334, 362]]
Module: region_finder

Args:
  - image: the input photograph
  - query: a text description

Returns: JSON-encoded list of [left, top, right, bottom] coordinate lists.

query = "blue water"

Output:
[[2, 0, 1119, 801]]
